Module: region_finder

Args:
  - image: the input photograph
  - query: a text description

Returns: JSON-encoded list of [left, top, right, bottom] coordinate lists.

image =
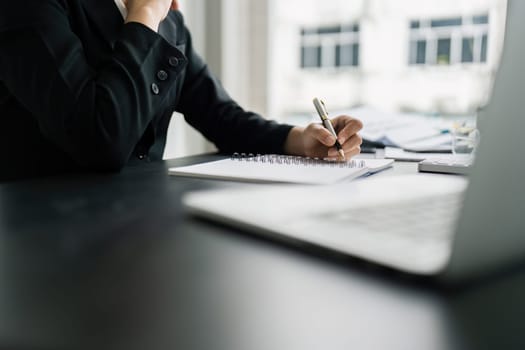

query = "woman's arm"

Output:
[[175, 22, 294, 155], [0, 1, 182, 170]]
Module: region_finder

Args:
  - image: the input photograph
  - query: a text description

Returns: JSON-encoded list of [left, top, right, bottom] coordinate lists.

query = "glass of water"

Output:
[[451, 122, 481, 160]]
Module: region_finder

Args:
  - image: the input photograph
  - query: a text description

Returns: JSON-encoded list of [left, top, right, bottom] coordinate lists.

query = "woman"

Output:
[[0, 0, 363, 181]]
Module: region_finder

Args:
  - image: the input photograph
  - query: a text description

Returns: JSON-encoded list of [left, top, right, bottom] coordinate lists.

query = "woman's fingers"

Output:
[[303, 116, 364, 160], [306, 123, 338, 147], [328, 133, 363, 159], [333, 117, 363, 144], [328, 146, 361, 160]]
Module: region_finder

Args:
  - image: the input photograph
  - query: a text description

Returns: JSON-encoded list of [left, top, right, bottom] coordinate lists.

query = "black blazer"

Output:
[[0, 0, 292, 181]]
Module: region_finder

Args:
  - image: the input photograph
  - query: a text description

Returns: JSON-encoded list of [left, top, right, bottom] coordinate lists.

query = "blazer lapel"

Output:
[[81, 0, 124, 47]]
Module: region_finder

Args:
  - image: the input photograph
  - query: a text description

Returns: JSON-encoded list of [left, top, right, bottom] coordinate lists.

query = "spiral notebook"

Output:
[[169, 154, 394, 185]]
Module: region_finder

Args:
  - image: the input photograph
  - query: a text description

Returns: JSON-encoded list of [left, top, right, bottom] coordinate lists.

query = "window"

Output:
[[300, 24, 360, 69], [437, 38, 451, 64], [409, 14, 489, 66], [415, 40, 427, 64], [462, 37, 474, 63]]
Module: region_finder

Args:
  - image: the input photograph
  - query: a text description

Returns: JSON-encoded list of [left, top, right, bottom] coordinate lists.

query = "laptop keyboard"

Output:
[[277, 191, 465, 273], [316, 192, 464, 242]]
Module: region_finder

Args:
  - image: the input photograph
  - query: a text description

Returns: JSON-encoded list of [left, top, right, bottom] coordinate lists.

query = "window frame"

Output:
[[408, 14, 490, 66], [300, 23, 360, 70]]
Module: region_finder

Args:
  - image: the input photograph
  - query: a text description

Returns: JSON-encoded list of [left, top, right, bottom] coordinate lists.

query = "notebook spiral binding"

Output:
[[230, 153, 366, 168]]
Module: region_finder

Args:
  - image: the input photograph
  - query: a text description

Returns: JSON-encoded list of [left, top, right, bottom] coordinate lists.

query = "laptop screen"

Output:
[[446, 0, 525, 280]]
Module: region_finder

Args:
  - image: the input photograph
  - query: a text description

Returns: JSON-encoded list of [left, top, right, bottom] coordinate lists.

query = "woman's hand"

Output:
[[284, 115, 363, 160], [123, 0, 179, 31]]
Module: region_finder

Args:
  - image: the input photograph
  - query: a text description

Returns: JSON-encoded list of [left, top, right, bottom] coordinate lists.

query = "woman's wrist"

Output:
[[284, 126, 306, 156], [125, 7, 162, 32]]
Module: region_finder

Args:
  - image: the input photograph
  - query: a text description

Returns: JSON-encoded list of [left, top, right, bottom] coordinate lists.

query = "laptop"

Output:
[[182, 0, 525, 282]]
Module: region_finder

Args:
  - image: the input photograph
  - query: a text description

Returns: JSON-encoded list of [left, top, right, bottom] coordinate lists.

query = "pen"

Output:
[[313, 98, 345, 160]]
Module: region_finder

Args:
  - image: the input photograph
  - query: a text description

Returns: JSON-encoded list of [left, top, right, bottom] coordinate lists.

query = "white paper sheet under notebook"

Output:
[[169, 156, 394, 185]]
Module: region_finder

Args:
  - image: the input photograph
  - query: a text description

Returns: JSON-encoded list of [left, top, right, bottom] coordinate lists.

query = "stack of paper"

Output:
[[339, 106, 456, 152]]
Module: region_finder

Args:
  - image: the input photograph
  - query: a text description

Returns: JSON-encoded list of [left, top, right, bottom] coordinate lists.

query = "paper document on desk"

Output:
[[341, 106, 454, 152]]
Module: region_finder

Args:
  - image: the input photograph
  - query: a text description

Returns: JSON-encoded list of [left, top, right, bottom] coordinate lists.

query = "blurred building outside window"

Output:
[[268, 0, 507, 125]]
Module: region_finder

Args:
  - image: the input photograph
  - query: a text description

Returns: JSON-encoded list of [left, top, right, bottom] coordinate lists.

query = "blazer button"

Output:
[[168, 56, 179, 67], [151, 83, 160, 95], [157, 70, 168, 81]]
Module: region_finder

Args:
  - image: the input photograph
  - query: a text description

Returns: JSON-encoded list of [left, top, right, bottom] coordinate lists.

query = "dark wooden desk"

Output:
[[0, 155, 523, 350]]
